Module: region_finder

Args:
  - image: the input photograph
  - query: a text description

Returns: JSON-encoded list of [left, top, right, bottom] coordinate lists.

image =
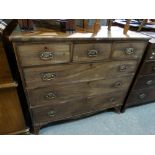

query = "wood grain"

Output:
[[139, 61, 155, 75], [16, 43, 71, 66], [9, 26, 150, 42], [23, 60, 137, 89], [133, 74, 155, 90], [27, 76, 133, 107], [73, 43, 111, 62], [0, 82, 18, 89], [0, 88, 26, 134], [0, 24, 28, 135], [126, 87, 155, 107], [31, 91, 125, 124], [10, 25, 149, 134], [112, 42, 147, 60], [0, 42, 13, 84], [123, 37, 155, 109]]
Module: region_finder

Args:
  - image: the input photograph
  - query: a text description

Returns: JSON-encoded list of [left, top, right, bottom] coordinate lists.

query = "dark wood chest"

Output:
[[123, 36, 155, 108]]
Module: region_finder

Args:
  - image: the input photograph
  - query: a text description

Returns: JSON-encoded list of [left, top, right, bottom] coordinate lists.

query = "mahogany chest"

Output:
[[10, 26, 149, 134], [0, 20, 28, 134]]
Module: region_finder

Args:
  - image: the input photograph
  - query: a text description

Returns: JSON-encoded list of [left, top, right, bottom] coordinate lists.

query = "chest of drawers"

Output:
[[10, 26, 149, 134], [123, 36, 155, 108]]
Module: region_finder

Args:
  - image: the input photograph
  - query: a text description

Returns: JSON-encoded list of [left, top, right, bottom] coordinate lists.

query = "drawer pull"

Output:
[[119, 64, 127, 72], [41, 73, 56, 81], [146, 80, 153, 85], [125, 48, 135, 55], [40, 47, 54, 60], [152, 52, 155, 55], [45, 92, 56, 100], [139, 93, 146, 99], [109, 97, 116, 102], [40, 51, 54, 60], [47, 111, 55, 117], [113, 81, 122, 88], [87, 49, 98, 57], [152, 48, 155, 52], [152, 66, 155, 71]]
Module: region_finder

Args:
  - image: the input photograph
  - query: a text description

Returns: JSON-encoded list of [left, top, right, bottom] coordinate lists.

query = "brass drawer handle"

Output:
[[152, 66, 155, 71], [119, 64, 127, 72], [146, 80, 153, 85], [40, 51, 54, 60], [125, 48, 135, 55], [113, 81, 122, 88], [41, 72, 56, 81], [152, 48, 155, 53], [139, 93, 146, 99], [109, 97, 116, 102], [40, 47, 54, 60], [47, 110, 55, 117], [87, 49, 98, 57], [45, 92, 56, 100]]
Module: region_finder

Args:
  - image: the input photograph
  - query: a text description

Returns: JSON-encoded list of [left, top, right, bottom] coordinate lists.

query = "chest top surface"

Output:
[[10, 26, 150, 42]]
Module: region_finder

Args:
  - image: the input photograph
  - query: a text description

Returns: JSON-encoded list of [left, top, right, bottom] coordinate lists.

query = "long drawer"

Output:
[[16, 43, 71, 66], [126, 87, 155, 107], [27, 76, 133, 107], [24, 60, 137, 89], [112, 42, 146, 60], [31, 91, 125, 124]]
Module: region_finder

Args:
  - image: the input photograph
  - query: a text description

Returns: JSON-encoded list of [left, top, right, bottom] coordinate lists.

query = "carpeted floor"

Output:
[[40, 102, 155, 135]]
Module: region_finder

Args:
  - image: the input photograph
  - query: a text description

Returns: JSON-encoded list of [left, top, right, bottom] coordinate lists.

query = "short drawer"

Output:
[[73, 43, 111, 62], [126, 87, 155, 107], [31, 91, 125, 124], [24, 60, 137, 89], [27, 76, 132, 107], [145, 42, 155, 60], [139, 61, 155, 75], [16, 43, 70, 66], [112, 42, 146, 59], [133, 74, 155, 90]]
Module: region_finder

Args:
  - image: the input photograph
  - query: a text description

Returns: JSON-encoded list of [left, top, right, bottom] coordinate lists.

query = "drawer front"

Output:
[[88, 76, 132, 97], [31, 91, 125, 123], [133, 74, 155, 90], [139, 61, 155, 75], [28, 82, 88, 107], [24, 60, 137, 89], [16, 43, 70, 66], [73, 43, 111, 62], [112, 42, 146, 59], [145, 43, 155, 60], [126, 87, 155, 106], [31, 98, 87, 123], [87, 91, 126, 109], [27, 76, 132, 107]]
